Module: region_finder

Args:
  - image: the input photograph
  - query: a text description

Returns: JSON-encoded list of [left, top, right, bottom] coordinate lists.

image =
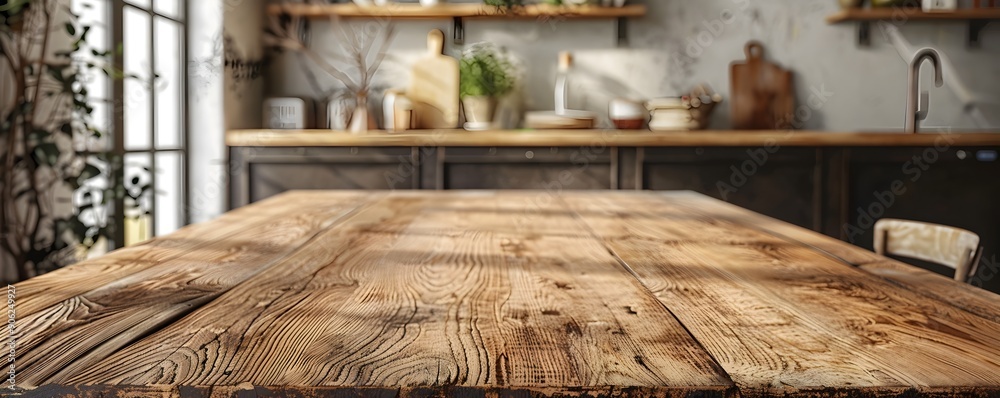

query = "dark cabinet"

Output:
[[638, 147, 822, 231], [438, 147, 617, 190], [229, 147, 419, 208], [846, 147, 1000, 265]]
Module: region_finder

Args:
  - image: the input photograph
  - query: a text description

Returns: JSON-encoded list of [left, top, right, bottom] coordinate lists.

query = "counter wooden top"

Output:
[[8, 191, 1000, 397], [226, 129, 1000, 148]]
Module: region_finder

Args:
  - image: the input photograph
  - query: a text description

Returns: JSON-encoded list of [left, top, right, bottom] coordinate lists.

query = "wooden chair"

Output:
[[874, 219, 984, 283]]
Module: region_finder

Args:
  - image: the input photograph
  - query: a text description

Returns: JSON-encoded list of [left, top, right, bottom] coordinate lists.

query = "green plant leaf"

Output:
[[65, 22, 75, 36], [32, 142, 60, 166], [459, 43, 517, 98], [78, 163, 101, 182]]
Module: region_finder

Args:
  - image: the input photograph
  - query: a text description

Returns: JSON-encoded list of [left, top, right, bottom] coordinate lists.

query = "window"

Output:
[[74, 0, 188, 248]]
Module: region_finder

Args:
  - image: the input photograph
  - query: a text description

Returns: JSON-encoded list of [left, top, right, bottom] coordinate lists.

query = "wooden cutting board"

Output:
[[730, 42, 796, 130], [409, 29, 460, 129]]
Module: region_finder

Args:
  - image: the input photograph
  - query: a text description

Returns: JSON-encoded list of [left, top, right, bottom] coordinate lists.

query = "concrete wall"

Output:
[[263, 0, 1000, 131]]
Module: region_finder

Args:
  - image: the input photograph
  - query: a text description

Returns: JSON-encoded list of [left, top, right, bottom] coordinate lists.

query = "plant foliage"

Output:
[[1, 0, 147, 281], [459, 42, 518, 99]]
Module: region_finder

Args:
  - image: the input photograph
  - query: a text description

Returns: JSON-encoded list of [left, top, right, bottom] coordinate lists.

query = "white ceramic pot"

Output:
[[462, 96, 498, 130]]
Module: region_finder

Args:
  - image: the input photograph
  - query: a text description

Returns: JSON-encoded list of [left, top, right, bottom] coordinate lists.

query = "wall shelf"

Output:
[[827, 7, 1000, 47], [267, 3, 646, 19], [267, 3, 647, 45]]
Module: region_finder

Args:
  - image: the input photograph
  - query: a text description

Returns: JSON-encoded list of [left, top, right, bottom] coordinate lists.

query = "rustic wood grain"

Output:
[[225, 129, 1000, 148], [57, 193, 731, 397], [9, 191, 1000, 398], [8, 192, 364, 316], [827, 7, 1000, 23], [659, 191, 1000, 325], [266, 3, 647, 19], [5, 192, 372, 387], [562, 192, 1000, 395]]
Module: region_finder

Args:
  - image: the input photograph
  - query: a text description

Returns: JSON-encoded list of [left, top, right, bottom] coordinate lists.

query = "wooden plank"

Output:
[[266, 3, 647, 19], [827, 7, 1000, 23], [56, 192, 731, 397], [8, 191, 364, 316], [5, 192, 373, 387], [563, 192, 1000, 395], [660, 191, 1000, 325], [225, 129, 1000, 148], [359, 191, 592, 238]]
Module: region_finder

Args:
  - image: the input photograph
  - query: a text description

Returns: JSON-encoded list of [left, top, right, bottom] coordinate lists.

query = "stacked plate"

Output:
[[646, 98, 699, 132], [524, 110, 596, 130]]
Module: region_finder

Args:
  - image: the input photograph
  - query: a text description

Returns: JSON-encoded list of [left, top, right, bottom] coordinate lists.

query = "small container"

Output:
[[263, 97, 312, 129], [383, 90, 402, 131], [923, 0, 958, 11], [393, 96, 414, 132], [609, 98, 646, 130]]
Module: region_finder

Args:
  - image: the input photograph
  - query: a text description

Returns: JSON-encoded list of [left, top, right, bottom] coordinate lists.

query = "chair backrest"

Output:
[[874, 219, 983, 283]]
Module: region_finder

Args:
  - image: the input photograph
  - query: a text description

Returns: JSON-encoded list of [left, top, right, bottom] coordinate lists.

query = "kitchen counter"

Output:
[[227, 131, 1000, 294], [226, 129, 1000, 147], [11, 191, 1000, 397]]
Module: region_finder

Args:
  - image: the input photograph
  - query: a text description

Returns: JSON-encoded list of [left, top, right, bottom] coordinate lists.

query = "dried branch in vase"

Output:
[[265, 7, 395, 102]]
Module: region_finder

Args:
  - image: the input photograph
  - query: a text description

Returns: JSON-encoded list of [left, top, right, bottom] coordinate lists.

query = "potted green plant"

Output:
[[459, 42, 518, 130]]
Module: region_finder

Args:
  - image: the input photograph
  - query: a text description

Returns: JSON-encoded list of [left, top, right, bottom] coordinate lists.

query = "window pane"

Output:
[[125, 0, 150, 9], [155, 152, 183, 236], [72, 0, 111, 152], [124, 7, 151, 150], [154, 0, 182, 20], [76, 100, 112, 152], [124, 153, 152, 246], [154, 17, 183, 149], [73, 0, 110, 100]]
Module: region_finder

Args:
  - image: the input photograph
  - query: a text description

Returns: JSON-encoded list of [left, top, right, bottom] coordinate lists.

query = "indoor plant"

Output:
[[459, 42, 518, 130], [1, 0, 147, 281]]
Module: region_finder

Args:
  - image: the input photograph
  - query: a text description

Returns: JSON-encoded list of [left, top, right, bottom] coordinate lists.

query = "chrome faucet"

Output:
[[905, 48, 944, 134]]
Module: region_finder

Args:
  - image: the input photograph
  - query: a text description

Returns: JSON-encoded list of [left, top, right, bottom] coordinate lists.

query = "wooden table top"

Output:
[[7, 191, 1000, 398], [225, 129, 1000, 148]]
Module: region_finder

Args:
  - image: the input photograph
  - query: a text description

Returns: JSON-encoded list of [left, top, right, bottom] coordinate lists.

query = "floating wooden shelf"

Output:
[[827, 7, 1000, 23], [266, 3, 647, 19], [267, 3, 646, 45], [827, 7, 1000, 47]]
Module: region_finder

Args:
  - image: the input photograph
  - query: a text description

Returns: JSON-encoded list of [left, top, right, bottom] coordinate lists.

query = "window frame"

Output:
[[109, 0, 190, 248]]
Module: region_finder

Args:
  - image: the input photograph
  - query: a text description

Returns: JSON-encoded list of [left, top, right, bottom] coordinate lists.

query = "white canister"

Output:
[[923, 0, 957, 11], [383, 90, 401, 131]]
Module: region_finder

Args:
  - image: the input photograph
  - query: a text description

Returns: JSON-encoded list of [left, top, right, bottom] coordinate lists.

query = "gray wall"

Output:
[[264, 0, 1000, 131]]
